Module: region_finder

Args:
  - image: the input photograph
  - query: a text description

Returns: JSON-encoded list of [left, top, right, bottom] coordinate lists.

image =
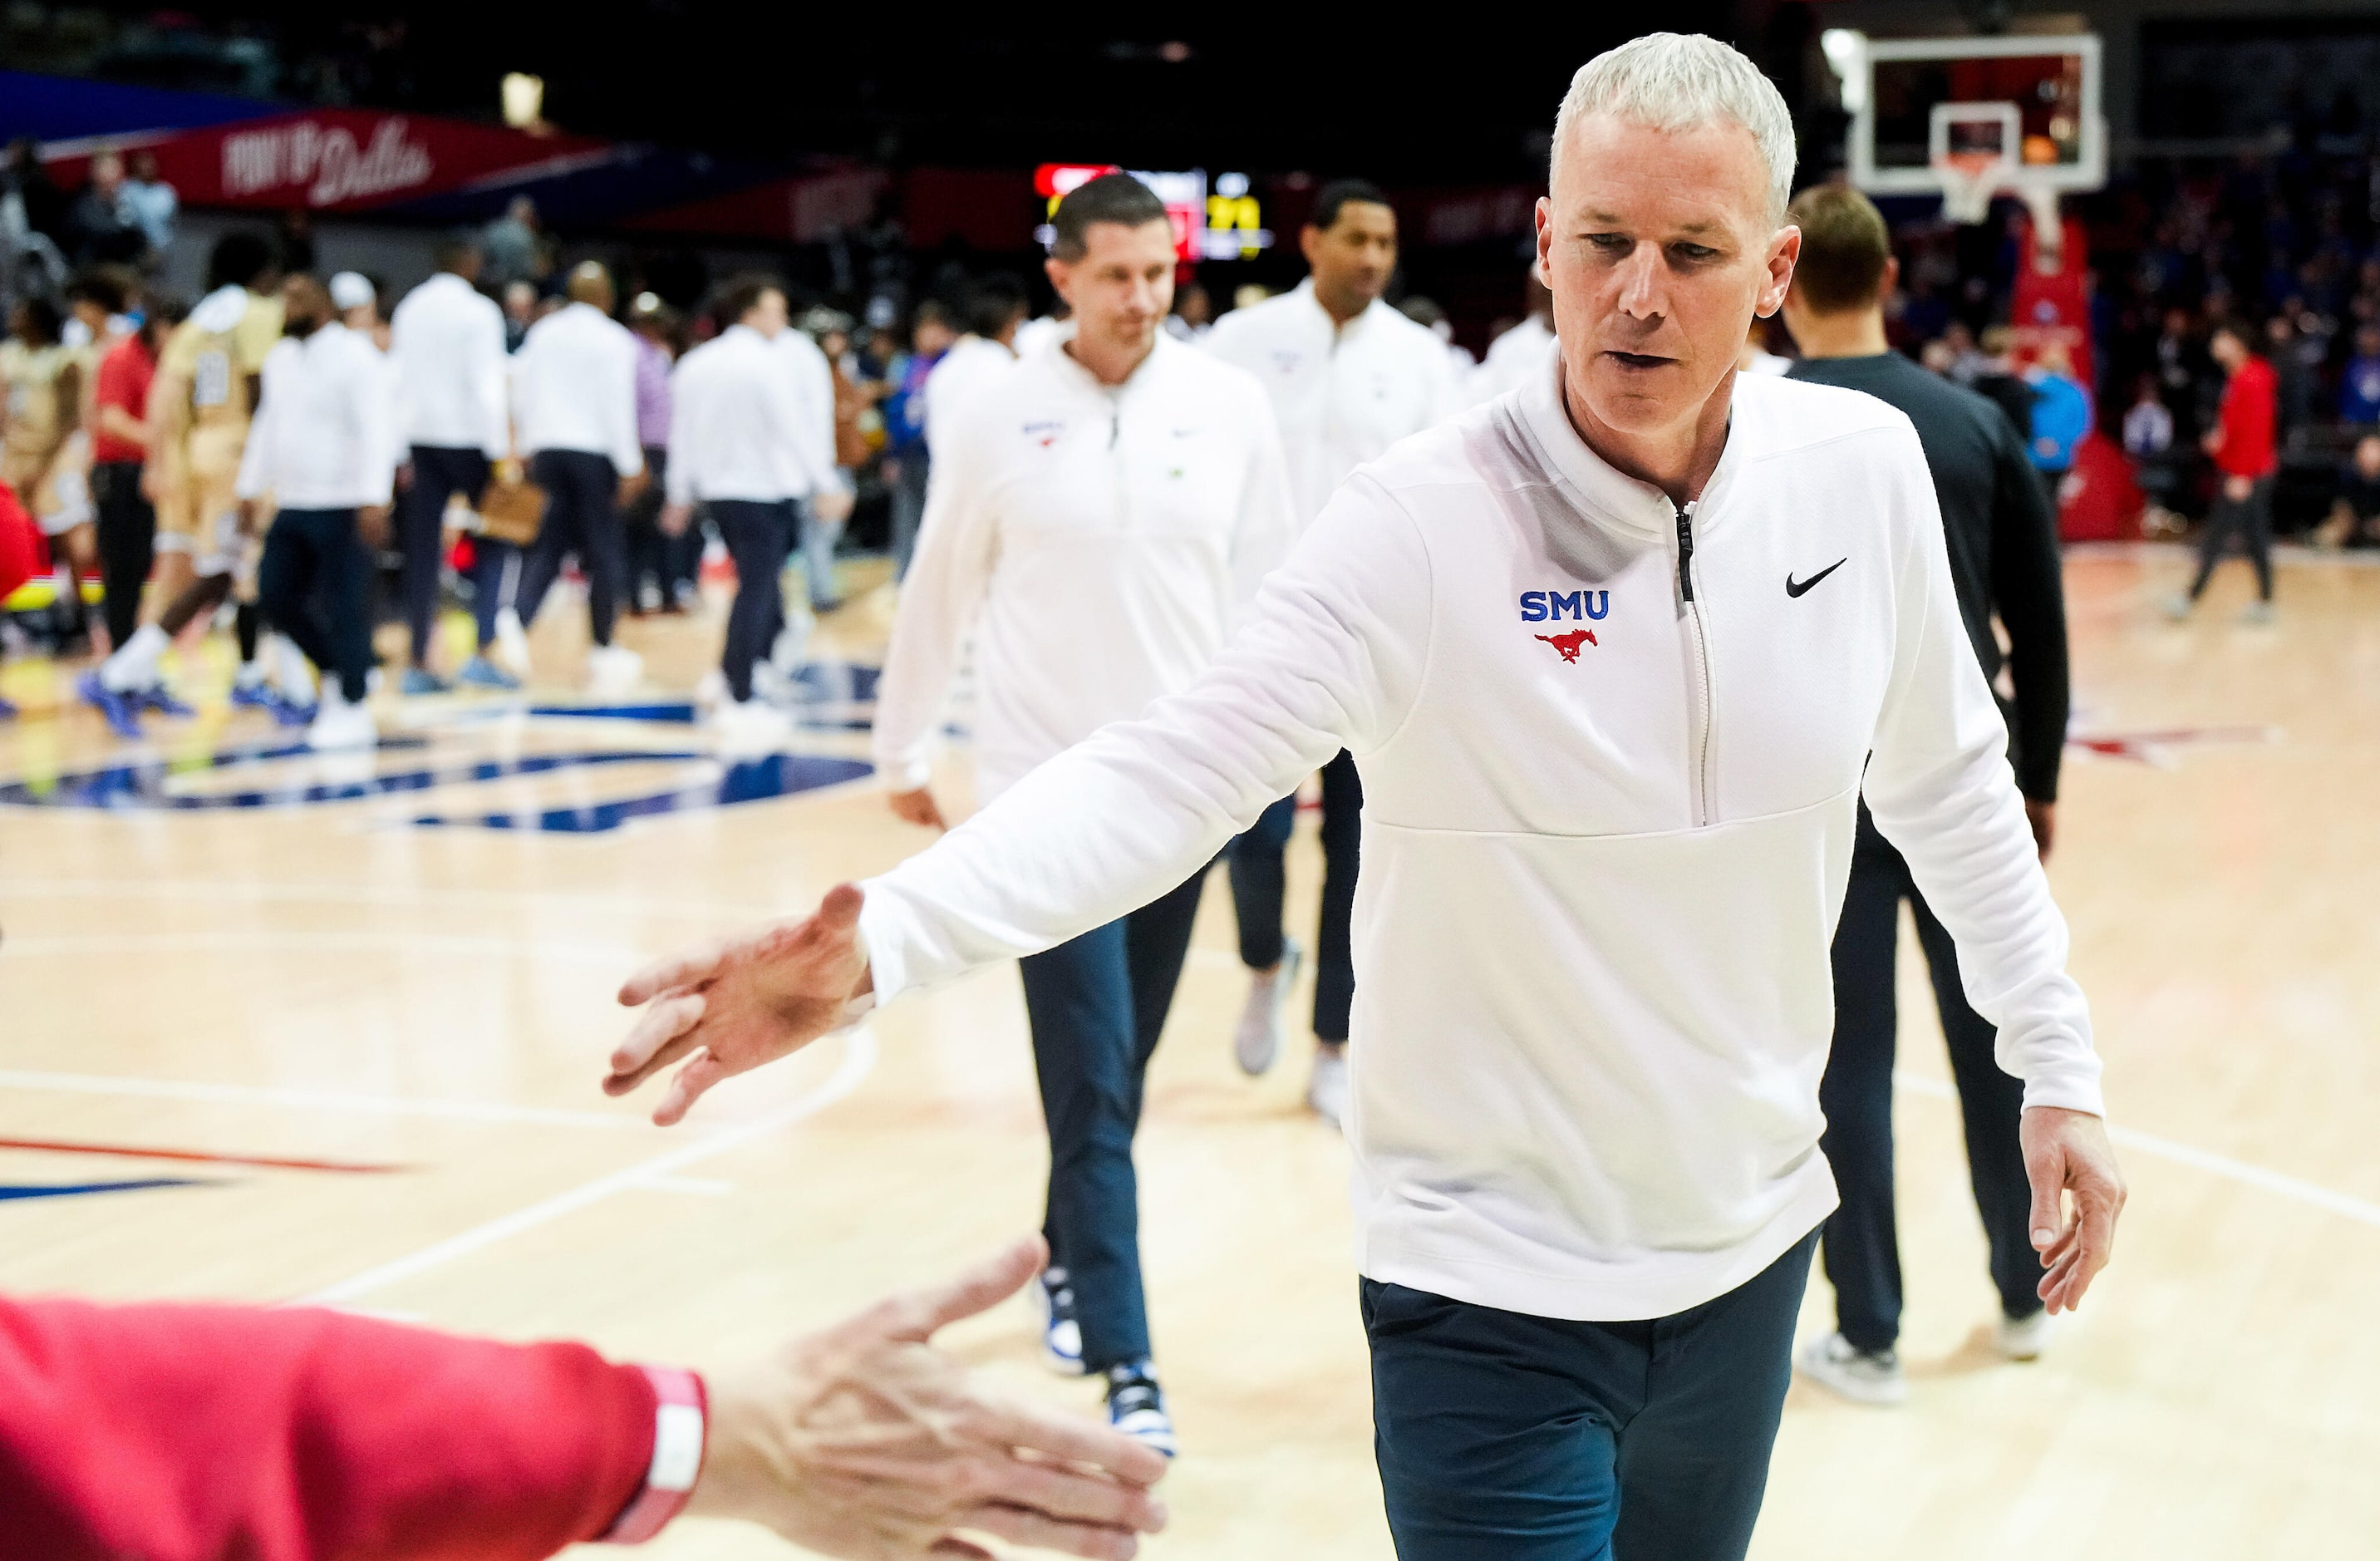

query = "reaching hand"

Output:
[[607, 884, 873, 1125], [2021, 1106, 2127, 1314], [888, 787, 947, 831], [686, 1234, 1169, 1559]]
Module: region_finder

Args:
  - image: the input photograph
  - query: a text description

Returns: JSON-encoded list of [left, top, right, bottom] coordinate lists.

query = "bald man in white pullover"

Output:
[[605, 37, 2123, 1560], [863, 174, 1294, 1459]]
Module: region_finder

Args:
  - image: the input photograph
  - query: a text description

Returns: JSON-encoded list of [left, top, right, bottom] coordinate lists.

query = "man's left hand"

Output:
[[357, 505, 391, 549], [2021, 1106, 2127, 1314], [2024, 798, 2056, 861], [618, 470, 650, 506]]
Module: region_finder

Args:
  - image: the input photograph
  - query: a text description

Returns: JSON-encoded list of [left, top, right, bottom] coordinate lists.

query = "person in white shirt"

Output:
[[509, 262, 646, 692], [388, 233, 510, 693], [863, 174, 1294, 1456], [920, 275, 1027, 460], [1202, 179, 1466, 1121], [662, 275, 820, 736], [1468, 264, 1560, 406], [602, 37, 2127, 1561], [237, 273, 399, 752], [774, 314, 848, 614]]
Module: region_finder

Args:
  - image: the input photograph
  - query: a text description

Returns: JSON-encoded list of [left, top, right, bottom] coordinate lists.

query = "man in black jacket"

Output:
[[1779, 185, 2071, 1406]]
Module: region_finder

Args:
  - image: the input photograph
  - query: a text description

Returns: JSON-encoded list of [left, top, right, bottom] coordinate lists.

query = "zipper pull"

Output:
[[1674, 502, 1696, 603]]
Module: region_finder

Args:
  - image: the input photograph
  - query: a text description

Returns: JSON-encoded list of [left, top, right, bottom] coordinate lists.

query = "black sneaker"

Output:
[[1105, 1360, 1177, 1458]]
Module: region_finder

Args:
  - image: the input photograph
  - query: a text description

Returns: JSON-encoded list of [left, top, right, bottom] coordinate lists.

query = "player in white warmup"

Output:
[[604, 36, 2125, 1559], [861, 174, 1292, 1455], [1202, 178, 1466, 1120]]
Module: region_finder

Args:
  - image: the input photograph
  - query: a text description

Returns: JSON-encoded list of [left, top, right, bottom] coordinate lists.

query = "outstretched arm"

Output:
[[607, 478, 1433, 1123]]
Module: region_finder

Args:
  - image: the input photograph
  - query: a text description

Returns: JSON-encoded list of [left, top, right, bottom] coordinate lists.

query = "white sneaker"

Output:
[[770, 611, 815, 677], [2161, 593, 2194, 622], [492, 607, 533, 677], [588, 644, 643, 697], [710, 697, 789, 751], [1795, 1332, 1908, 1406], [2240, 600, 2276, 626], [1234, 938, 1301, 1076], [1306, 1046, 1349, 1130], [691, 667, 729, 711], [307, 690, 377, 752], [1994, 1308, 2055, 1362]]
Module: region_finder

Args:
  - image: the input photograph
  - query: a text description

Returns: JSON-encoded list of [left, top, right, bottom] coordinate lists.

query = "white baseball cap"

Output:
[[328, 272, 376, 312]]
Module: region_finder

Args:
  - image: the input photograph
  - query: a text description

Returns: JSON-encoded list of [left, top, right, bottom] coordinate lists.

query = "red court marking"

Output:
[[0, 1137, 404, 1174]]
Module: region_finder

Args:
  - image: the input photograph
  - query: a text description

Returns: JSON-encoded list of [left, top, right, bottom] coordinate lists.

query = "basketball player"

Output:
[[663, 274, 825, 737], [607, 37, 2127, 1559], [237, 273, 399, 751], [82, 232, 284, 736], [1202, 178, 1465, 1120], [4, 1235, 1167, 1560], [390, 232, 512, 692], [509, 262, 645, 693], [1777, 185, 2071, 1405], [1, 295, 95, 646], [866, 173, 1295, 1454]]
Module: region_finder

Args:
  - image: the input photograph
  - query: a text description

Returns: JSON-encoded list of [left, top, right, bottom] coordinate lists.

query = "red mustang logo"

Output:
[[1535, 628, 1597, 662]]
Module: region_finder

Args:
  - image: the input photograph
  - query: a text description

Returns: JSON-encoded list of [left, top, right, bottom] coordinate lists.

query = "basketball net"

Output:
[[1934, 150, 2007, 224]]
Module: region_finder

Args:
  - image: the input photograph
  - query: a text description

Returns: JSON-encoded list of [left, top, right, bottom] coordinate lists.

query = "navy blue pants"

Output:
[[515, 450, 627, 648], [1227, 748, 1361, 1041], [256, 508, 373, 704], [1365, 1229, 1819, 1561], [1017, 869, 1208, 1373], [1822, 809, 2038, 1352], [711, 498, 795, 702], [399, 445, 489, 666]]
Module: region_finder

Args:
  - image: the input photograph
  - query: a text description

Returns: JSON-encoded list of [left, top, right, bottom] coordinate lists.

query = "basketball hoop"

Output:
[[1934, 150, 2009, 224]]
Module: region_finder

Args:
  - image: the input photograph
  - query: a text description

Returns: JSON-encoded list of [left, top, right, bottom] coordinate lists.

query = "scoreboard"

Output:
[[1034, 164, 1272, 261]]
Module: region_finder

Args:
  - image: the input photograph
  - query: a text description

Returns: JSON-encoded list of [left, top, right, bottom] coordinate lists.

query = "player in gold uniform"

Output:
[[1, 295, 96, 648], [81, 233, 286, 736]]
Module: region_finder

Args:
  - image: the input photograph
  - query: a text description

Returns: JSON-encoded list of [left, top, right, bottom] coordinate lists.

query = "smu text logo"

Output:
[[1518, 589, 1610, 623]]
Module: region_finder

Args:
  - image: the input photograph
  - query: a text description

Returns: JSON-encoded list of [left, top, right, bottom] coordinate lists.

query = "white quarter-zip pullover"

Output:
[[858, 354, 2103, 1323], [512, 302, 643, 475], [665, 326, 815, 505], [388, 272, 509, 456], [234, 323, 399, 510], [921, 334, 1016, 455], [773, 327, 840, 492], [873, 332, 1297, 801], [1203, 279, 1466, 524]]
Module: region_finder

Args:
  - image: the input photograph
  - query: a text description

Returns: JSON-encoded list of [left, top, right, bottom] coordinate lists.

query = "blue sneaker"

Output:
[[141, 684, 197, 719], [230, 681, 277, 712], [457, 655, 520, 692], [1034, 1267, 1088, 1376], [1104, 1362, 1177, 1459], [401, 667, 450, 696], [76, 671, 144, 739], [269, 692, 317, 728]]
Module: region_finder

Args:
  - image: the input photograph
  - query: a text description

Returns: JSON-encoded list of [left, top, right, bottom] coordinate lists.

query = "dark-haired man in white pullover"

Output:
[[602, 34, 2124, 1561]]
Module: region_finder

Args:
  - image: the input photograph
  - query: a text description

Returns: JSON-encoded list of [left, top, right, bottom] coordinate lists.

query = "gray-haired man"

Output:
[[601, 34, 2126, 1559]]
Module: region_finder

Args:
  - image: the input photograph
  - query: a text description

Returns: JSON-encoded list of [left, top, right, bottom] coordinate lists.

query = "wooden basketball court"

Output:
[[2, 544, 2374, 1559]]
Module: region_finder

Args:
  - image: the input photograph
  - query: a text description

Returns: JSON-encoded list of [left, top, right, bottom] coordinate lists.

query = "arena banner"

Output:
[[37, 106, 620, 214]]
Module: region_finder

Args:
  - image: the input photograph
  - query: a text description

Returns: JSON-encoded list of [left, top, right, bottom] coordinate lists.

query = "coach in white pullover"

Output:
[[663, 276, 829, 733], [511, 263, 646, 691], [388, 232, 509, 691], [236, 273, 398, 752], [607, 37, 2124, 1561], [1204, 178, 1467, 1113], [867, 175, 1293, 1456]]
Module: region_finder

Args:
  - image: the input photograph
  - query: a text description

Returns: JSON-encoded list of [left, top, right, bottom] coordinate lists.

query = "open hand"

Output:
[[686, 1234, 1169, 1559], [2021, 1106, 2127, 1313], [607, 884, 872, 1125]]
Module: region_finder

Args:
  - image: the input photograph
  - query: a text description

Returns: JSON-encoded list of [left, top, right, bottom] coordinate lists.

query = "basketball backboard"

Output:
[[1838, 32, 2106, 205]]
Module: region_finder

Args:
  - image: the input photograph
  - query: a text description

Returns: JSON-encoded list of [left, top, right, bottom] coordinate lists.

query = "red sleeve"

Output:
[[2216, 360, 2279, 478], [0, 1296, 661, 1561]]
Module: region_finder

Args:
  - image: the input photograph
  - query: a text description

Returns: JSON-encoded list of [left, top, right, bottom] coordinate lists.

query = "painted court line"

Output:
[[299, 1027, 878, 1306], [0, 1069, 648, 1132], [0, 1135, 402, 1174], [1895, 1071, 2380, 1231]]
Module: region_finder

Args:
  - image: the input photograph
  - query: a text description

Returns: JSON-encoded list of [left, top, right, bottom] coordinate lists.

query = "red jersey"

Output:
[[2214, 355, 2279, 480], [90, 332, 155, 465], [0, 1293, 668, 1561]]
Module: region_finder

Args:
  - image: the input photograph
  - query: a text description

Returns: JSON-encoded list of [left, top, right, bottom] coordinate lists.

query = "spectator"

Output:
[[881, 300, 952, 579], [68, 150, 146, 267], [2333, 433, 2380, 549], [482, 195, 542, 292], [2264, 313, 2314, 434], [277, 208, 316, 274], [2169, 322, 2279, 623], [2338, 324, 2380, 426], [2123, 373, 2183, 533], [1168, 280, 1216, 342], [119, 149, 177, 260], [2023, 341, 2092, 483], [1969, 325, 2033, 444], [502, 278, 538, 352], [2, 137, 69, 249], [624, 296, 691, 614]]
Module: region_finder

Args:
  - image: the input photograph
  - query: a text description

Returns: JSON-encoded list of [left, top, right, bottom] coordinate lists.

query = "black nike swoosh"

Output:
[[1786, 559, 1847, 598]]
